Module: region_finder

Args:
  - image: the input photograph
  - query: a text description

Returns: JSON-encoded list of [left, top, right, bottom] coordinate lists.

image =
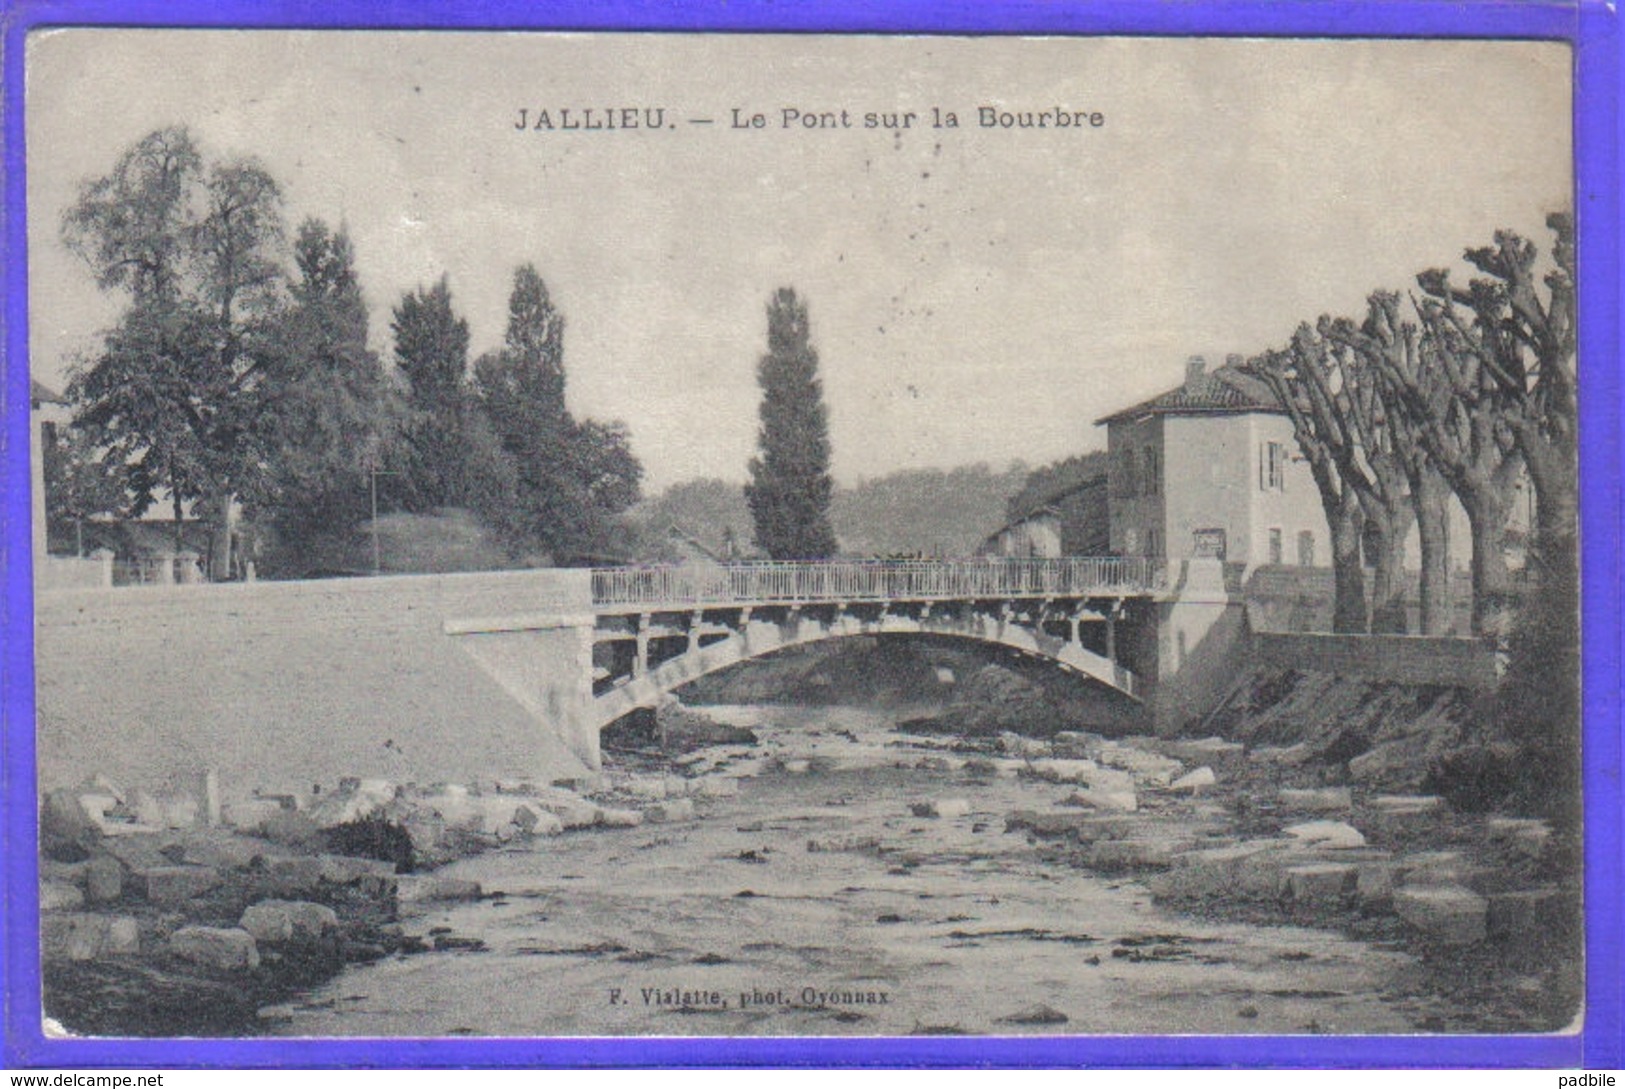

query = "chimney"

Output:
[[1184, 355, 1206, 387], [1225, 353, 1244, 369]]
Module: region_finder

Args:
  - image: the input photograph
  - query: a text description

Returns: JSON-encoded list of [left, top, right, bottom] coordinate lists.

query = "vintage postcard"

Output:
[[13, 22, 1605, 1063]]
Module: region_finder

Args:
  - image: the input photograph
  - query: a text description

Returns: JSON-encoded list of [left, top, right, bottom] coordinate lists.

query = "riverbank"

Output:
[[38, 702, 1580, 1037]]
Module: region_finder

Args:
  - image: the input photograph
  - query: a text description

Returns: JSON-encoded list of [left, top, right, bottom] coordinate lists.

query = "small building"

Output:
[[978, 472, 1109, 559], [1096, 355, 1325, 569], [978, 505, 1062, 559]]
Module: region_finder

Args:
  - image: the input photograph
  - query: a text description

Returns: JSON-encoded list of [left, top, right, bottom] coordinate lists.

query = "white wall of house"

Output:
[[1104, 401, 1517, 576], [1109, 412, 1321, 568], [1245, 413, 1326, 568], [981, 513, 1063, 558]]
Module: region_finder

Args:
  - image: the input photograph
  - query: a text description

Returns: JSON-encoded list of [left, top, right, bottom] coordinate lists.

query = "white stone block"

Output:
[[169, 926, 260, 970]]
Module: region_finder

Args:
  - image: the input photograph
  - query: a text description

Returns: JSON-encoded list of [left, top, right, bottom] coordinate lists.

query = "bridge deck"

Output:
[[590, 557, 1165, 612]]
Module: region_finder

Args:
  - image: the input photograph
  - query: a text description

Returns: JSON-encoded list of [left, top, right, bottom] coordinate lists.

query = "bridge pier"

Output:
[[634, 613, 650, 678], [1147, 558, 1249, 736]]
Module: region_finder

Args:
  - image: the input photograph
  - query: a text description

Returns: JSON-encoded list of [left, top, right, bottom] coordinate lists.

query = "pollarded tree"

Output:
[[1331, 289, 1526, 640], [744, 288, 838, 560], [1242, 334, 1371, 634], [1416, 217, 1577, 586], [1413, 219, 1578, 816], [1320, 294, 1455, 635]]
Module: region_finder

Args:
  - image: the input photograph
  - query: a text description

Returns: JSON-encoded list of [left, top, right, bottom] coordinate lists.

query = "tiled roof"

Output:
[[31, 378, 65, 405], [1095, 364, 1282, 425]]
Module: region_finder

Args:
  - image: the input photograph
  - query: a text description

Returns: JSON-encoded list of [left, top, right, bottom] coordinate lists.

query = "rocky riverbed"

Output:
[[38, 702, 1581, 1038]]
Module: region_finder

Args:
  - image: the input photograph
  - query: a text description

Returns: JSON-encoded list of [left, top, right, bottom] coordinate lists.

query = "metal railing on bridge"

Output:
[[590, 557, 1166, 609]]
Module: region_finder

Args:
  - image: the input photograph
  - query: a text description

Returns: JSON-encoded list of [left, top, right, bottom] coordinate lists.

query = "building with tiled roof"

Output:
[[1095, 355, 1323, 570], [1096, 356, 1282, 425]]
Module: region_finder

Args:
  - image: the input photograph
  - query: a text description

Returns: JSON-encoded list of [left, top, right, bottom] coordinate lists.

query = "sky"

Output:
[[25, 31, 1572, 492]]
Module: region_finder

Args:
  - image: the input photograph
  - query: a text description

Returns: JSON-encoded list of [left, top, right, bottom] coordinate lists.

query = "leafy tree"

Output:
[[256, 219, 396, 575], [1005, 454, 1099, 524], [62, 127, 289, 577], [389, 275, 515, 519], [393, 275, 470, 419], [42, 422, 129, 555], [474, 264, 641, 562], [745, 288, 838, 560]]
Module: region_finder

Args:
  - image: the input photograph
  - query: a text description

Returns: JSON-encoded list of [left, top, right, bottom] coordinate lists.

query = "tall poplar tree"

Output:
[[390, 276, 514, 517], [744, 288, 838, 560], [474, 263, 641, 562], [256, 219, 393, 574]]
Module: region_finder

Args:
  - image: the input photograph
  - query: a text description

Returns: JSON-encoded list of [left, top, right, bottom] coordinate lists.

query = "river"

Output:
[[265, 705, 1429, 1037]]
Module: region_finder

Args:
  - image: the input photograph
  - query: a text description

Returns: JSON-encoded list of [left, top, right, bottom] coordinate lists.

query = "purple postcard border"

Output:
[[2, 0, 1619, 1070]]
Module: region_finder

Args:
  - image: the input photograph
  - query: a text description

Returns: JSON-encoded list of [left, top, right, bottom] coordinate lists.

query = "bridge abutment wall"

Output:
[[33, 569, 597, 798], [1148, 558, 1251, 736]]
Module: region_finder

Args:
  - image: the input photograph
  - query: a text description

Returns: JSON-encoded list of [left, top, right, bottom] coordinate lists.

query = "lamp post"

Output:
[[360, 437, 398, 577]]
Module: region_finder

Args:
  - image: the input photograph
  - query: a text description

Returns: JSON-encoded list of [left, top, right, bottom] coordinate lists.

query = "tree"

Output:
[[389, 275, 515, 518], [42, 423, 129, 555], [1412, 219, 1578, 815], [256, 219, 395, 575], [474, 265, 642, 561], [62, 127, 290, 579], [1320, 295, 1455, 635], [1330, 288, 1526, 639], [1243, 332, 1372, 634], [745, 288, 838, 560], [1416, 217, 1577, 588]]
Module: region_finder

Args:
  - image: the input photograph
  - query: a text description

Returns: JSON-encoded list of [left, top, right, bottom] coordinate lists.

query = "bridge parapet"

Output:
[[590, 557, 1166, 612]]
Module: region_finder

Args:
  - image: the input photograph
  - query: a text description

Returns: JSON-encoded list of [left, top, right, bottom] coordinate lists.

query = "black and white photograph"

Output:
[[23, 30, 1583, 1040]]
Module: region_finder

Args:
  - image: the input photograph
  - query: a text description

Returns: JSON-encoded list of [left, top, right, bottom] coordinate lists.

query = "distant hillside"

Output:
[[832, 464, 1029, 557], [1005, 451, 1109, 522], [625, 478, 754, 562], [625, 464, 1030, 560]]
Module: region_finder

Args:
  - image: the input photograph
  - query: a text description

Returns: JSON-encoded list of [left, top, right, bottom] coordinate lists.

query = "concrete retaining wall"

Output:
[[37, 555, 112, 591], [32, 570, 595, 799], [1251, 630, 1498, 689]]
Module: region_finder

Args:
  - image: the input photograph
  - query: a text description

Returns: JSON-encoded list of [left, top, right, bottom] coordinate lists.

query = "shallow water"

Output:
[[268, 706, 1425, 1037]]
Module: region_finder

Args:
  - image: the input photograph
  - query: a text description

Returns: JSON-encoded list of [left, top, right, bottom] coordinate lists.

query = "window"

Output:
[[1123, 527, 1140, 554], [1142, 445, 1159, 496], [1268, 527, 1283, 566], [1261, 441, 1287, 491], [1146, 528, 1161, 557], [1120, 449, 1139, 497], [1297, 530, 1316, 567]]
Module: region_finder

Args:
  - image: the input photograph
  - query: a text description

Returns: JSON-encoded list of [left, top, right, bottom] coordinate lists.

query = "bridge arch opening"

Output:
[[596, 628, 1150, 742]]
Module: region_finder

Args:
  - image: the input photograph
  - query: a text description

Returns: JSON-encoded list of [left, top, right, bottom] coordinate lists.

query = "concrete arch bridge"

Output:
[[443, 557, 1253, 771], [585, 557, 1164, 731]]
